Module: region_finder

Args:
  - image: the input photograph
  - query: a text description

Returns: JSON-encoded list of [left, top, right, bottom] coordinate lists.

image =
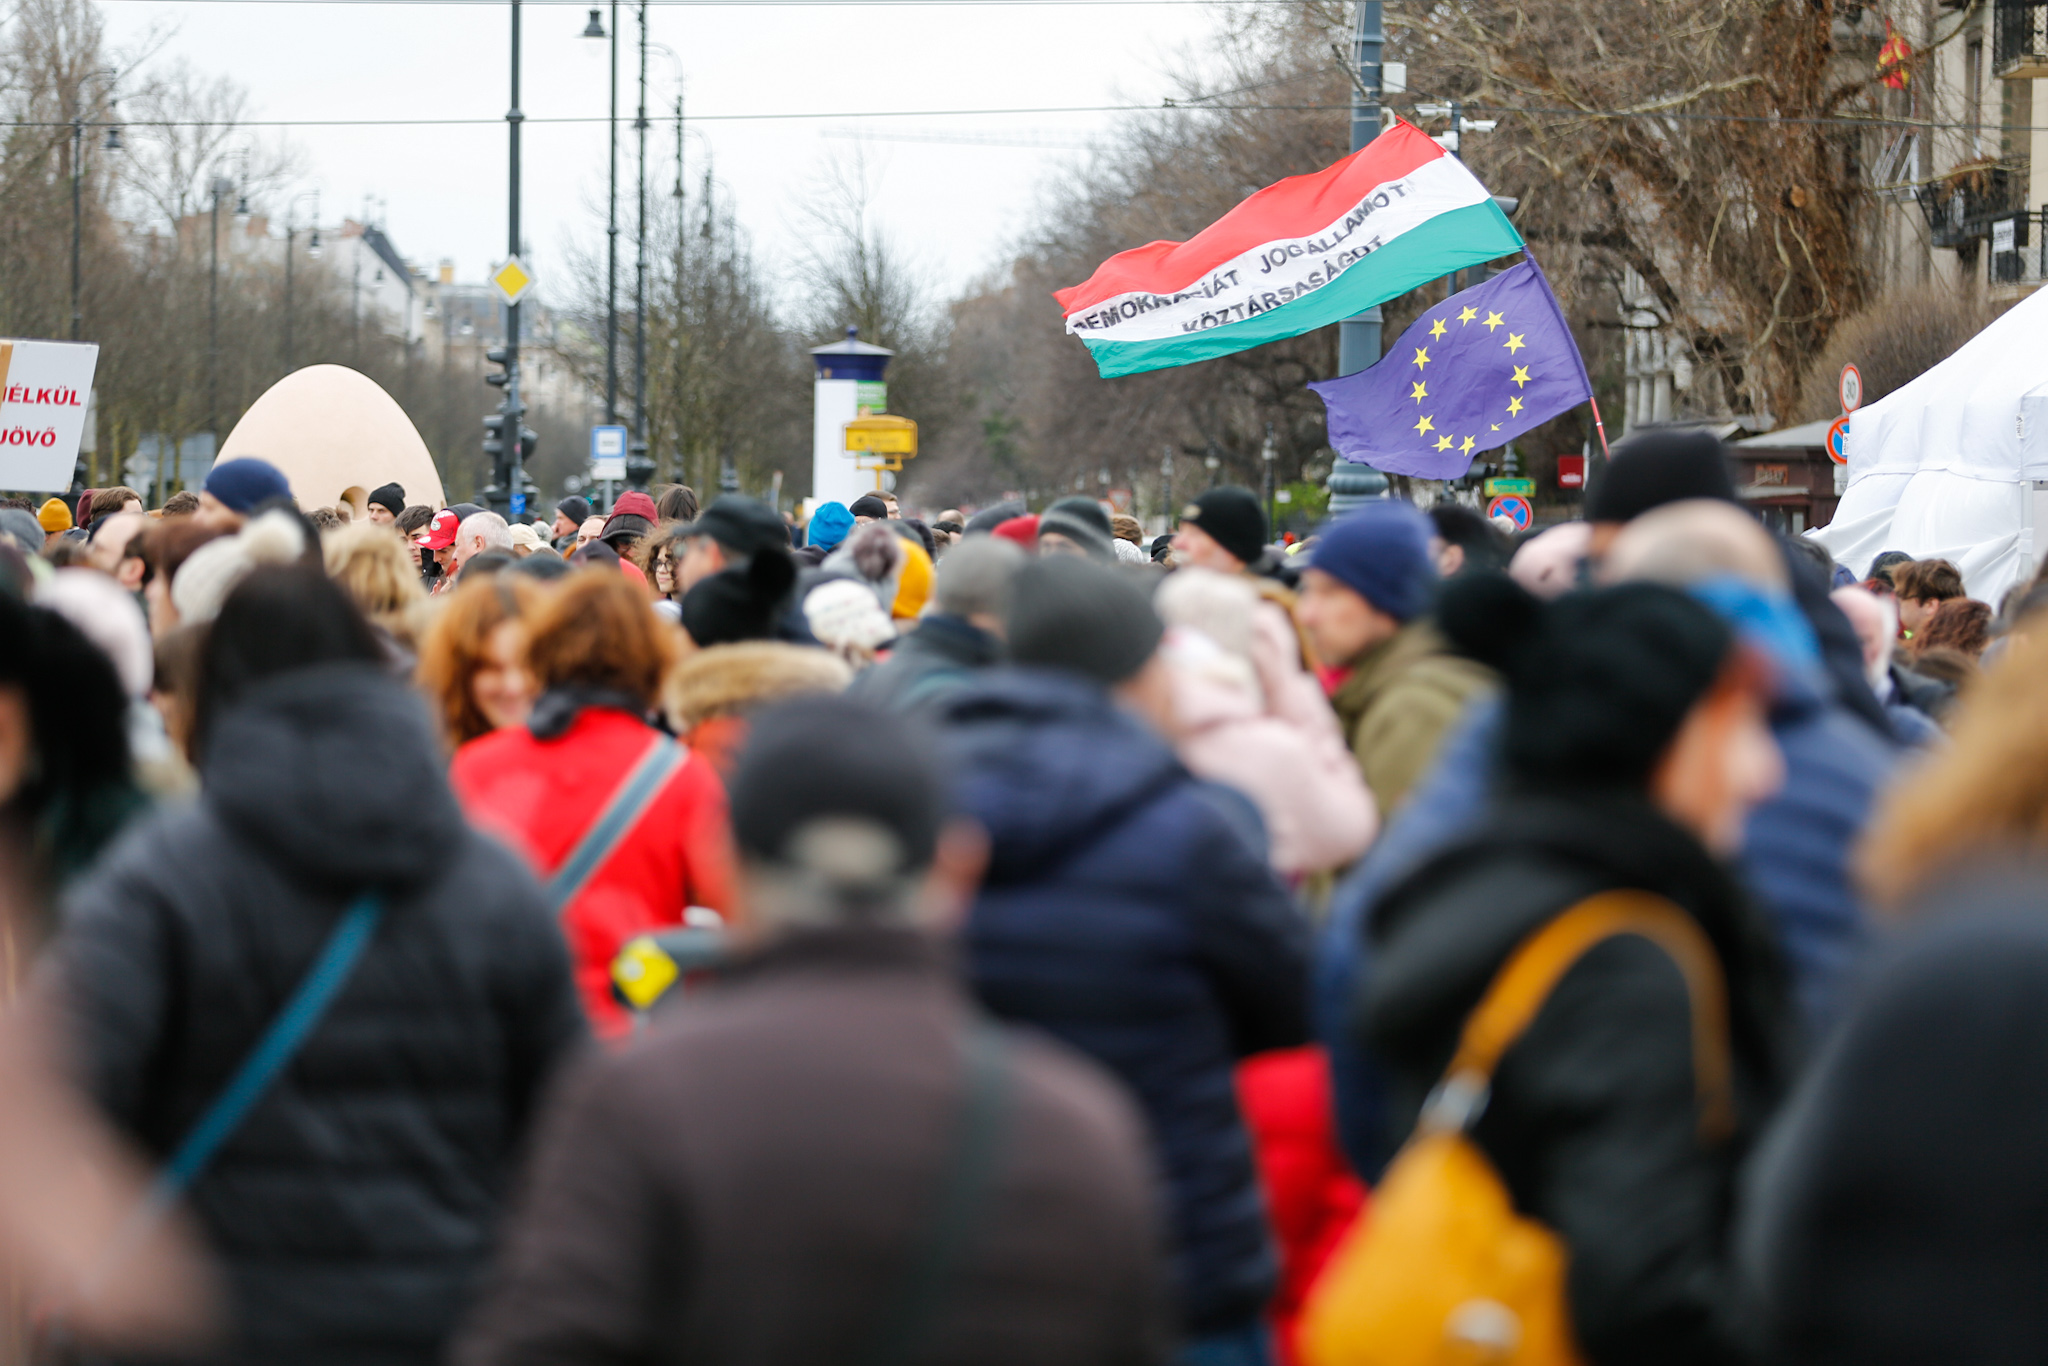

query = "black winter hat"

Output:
[[849, 494, 891, 520], [1179, 486, 1267, 566], [962, 500, 1026, 536], [367, 483, 406, 516], [1440, 573, 1735, 793], [730, 694, 946, 875], [1007, 556, 1162, 686], [555, 495, 591, 526], [681, 546, 797, 647], [1584, 428, 1738, 523]]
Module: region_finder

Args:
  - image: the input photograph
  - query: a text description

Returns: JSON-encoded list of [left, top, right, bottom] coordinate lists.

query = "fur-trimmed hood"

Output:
[[667, 641, 852, 732]]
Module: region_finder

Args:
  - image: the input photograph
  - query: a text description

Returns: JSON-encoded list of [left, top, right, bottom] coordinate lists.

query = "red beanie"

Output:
[[991, 515, 1040, 551]]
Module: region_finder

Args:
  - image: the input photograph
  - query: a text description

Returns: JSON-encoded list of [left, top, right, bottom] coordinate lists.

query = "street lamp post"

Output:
[[507, 0, 527, 515], [207, 174, 238, 450], [581, 6, 619, 426], [70, 70, 120, 343], [630, 0, 652, 489], [1336, 0, 1383, 378], [283, 190, 320, 373], [1261, 423, 1276, 531]]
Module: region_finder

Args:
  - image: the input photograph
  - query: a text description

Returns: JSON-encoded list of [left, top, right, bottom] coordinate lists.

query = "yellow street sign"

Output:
[[491, 255, 535, 306], [843, 414, 918, 456]]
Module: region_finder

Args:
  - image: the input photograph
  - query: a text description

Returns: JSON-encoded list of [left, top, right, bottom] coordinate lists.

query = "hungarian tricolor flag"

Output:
[[1055, 120, 1523, 378]]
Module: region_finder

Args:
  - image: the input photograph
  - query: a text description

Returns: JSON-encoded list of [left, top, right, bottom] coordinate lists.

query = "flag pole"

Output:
[[1589, 396, 1611, 457]]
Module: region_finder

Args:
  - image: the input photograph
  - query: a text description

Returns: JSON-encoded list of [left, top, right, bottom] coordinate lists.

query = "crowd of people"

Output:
[[0, 426, 2045, 1366]]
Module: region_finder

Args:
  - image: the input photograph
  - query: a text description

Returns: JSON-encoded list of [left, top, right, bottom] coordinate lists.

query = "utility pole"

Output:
[[1336, 0, 1383, 377], [629, 0, 652, 490]]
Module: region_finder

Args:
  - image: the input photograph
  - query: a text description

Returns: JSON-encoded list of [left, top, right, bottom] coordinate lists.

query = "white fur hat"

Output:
[[38, 567, 153, 698], [803, 577, 897, 652], [172, 510, 308, 625]]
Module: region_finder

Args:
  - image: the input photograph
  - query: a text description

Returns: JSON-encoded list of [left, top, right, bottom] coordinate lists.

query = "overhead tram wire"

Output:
[[16, 101, 2048, 134]]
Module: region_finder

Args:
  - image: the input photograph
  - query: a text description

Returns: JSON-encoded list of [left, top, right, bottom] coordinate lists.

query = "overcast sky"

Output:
[[98, 0, 1236, 315]]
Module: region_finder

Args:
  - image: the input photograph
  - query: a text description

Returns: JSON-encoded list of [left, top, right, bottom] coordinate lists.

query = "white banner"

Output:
[[0, 340, 100, 492]]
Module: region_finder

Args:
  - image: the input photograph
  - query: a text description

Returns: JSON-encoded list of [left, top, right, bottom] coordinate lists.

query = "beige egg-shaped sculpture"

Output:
[[211, 364, 445, 517]]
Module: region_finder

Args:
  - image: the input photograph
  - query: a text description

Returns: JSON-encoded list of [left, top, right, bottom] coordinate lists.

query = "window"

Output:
[[1968, 38, 1986, 152]]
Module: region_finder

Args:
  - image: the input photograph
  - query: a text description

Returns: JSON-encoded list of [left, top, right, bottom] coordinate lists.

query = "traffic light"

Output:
[[485, 346, 512, 390], [482, 411, 509, 461]]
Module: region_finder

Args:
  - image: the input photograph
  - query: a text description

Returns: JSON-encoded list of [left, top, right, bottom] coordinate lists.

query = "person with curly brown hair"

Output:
[[449, 568, 732, 1035], [415, 574, 542, 749], [1915, 596, 1992, 661]]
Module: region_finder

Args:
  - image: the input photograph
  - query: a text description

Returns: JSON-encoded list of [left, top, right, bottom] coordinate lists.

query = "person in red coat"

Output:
[[1236, 1045, 1367, 1366], [452, 568, 733, 1036]]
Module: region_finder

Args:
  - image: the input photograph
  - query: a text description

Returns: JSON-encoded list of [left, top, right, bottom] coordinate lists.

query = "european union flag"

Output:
[[1309, 260, 1593, 481]]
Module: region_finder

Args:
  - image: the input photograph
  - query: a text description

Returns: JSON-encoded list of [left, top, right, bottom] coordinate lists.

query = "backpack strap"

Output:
[[852, 1018, 1013, 1366], [546, 734, 686, 914], [1422, 890, 1733, 1142], [70, 891, 386, 1315]]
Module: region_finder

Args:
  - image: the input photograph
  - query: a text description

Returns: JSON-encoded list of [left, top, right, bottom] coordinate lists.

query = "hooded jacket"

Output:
[[1164, 603, 1376, 879], [58, 665, 587, 1366], [934, 668, 1311, 1334], [848, 613, 1003, 713], [1358, 793, 1792, 1366]]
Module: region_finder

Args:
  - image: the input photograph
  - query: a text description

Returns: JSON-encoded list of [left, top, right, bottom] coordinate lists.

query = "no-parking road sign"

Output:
[[1826, 415, 1849, 466], [1486, 494, 1533, 531]]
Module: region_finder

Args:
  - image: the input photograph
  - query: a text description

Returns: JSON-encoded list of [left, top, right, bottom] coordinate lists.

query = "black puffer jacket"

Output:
[[1357, 792, 1791, 1366], [58, 664, 588, 1366], [1738, 872, 2048, 1366]]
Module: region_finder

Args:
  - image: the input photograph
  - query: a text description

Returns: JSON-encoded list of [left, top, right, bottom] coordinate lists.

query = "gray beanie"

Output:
[[1007, 556, 1162, 686], [0, 508, 43, 558], [1038, 496, 1116, 561]]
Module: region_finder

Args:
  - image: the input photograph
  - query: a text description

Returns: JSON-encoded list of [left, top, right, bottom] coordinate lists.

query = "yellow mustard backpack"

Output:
[[1297, 890, 1733, 1366]]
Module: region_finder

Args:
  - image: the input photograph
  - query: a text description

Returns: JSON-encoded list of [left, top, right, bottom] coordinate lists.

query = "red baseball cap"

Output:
[[413, 508, 460, 550]]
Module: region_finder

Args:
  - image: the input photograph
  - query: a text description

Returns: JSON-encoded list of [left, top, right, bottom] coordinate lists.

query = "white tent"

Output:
[[1809, 286, 2048, 606]]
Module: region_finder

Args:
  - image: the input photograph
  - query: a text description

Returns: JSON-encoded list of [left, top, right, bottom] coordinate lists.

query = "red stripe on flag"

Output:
[[1053, 120, 1445, 316]]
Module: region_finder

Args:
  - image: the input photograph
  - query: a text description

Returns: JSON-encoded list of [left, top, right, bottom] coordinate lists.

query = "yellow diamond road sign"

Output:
[[491, 255, 534, 306]]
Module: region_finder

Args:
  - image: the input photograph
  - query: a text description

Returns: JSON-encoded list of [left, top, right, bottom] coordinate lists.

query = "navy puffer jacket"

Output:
[[936, 668, 1311, 1335]]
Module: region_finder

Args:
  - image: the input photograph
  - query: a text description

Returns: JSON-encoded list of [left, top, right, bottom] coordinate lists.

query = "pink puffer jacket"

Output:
[[1160, 574, 1377, 877]]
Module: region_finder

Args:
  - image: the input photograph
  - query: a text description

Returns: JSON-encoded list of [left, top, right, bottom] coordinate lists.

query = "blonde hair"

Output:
[[323, 521, 426, 642], [1860, 610, 2048, 907]]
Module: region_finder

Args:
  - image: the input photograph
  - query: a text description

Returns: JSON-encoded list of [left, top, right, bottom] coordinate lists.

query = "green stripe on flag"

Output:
[[1081, 201, 1524, 379]]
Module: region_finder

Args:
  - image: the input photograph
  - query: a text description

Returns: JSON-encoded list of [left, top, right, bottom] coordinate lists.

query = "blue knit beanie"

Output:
[[808, 501, 854, 551], [1308, 501, 1438, 623], [203, 458, 293, 513]]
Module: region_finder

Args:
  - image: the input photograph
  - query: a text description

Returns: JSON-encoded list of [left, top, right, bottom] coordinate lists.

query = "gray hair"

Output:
[[935, 535, 1024, 619], [459, 510, 513, 553]]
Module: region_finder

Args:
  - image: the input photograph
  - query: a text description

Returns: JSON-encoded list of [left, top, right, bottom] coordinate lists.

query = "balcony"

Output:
[[1996, 0, 2048, 78], [1916, 163, 2025, 248], [1990, 208, 2046, 288]]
